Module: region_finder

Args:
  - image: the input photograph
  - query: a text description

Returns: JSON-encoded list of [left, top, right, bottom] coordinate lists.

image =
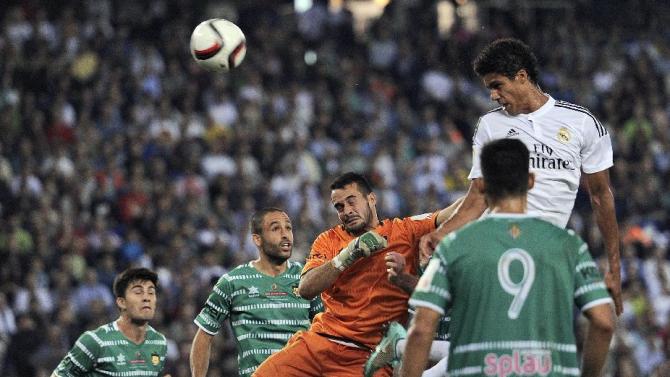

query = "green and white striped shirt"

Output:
[[53, 321, 167, 377], [411, 214, 612, 376], [194, 261, 323, 376]]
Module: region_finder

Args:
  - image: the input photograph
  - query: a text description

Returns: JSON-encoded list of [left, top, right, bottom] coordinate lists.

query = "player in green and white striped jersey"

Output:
[[52, 268, 168, 377], [400, 139, 615, 377], [190, 208, 323, 377]]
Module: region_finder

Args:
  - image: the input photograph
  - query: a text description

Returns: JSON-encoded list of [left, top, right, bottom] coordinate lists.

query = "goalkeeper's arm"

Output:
[[299, 231, 387, 299]]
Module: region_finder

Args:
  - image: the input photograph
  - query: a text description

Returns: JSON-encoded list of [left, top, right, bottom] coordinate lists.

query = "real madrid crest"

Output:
[[557, 127, 571, 143]]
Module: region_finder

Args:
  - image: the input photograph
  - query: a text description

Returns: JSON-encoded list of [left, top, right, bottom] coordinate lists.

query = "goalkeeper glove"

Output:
[[332, 230, 387, 271]]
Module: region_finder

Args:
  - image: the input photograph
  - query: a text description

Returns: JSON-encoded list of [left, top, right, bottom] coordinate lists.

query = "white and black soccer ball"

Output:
[[190, 18, 246, 72]]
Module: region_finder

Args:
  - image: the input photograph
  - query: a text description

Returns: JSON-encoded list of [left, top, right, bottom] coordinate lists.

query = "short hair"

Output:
[[330, 172, 373, 195], [113, 268, 158, 298], [480, 139, 529, 202], [473, 38, 539, 84], [250, 207, 287, 235]]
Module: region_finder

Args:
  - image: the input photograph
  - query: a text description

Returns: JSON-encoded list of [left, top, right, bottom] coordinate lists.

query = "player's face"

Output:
[[118, 280, 156, 323], [482, 72, 529, 116], [331, 183, 376, 235], [258, 211, 293, 263]]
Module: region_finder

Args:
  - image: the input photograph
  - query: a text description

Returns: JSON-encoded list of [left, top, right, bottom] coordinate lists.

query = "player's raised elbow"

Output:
[[297, 279, 317, 300]]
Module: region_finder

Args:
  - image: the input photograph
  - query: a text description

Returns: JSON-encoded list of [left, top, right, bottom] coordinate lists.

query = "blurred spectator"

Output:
[[70, 269, 114, 317]]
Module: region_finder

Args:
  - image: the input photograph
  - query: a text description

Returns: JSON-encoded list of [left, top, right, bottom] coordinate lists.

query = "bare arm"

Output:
[[585, 170, 622, 316], [435, 179, 487, 231], [190, 328, 214, 377], [434, 196, 465, 226], [399, 307, 441, 377], [385, 252, 418, 294], [300, 231, 387, 299], [298, 261, 342, 300], [419, 180, 487, 258], [581, 303, 615, 377]]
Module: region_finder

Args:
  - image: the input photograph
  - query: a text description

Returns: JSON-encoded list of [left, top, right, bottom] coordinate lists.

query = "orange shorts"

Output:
[[253, 330, 392, 377]]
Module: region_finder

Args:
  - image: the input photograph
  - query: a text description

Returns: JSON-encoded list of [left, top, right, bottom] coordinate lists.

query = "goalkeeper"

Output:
[[253, 172, 462, 377]]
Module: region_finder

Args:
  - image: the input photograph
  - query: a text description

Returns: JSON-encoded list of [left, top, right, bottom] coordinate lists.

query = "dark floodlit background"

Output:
[[0, 0, 668, 376]]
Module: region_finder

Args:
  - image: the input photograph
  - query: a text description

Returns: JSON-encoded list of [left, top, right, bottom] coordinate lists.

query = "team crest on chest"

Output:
[[509, 224, 521, 239], [151, 353, 160, 366], [248, 286, 260, 298], [266, 282, 288, 297], [557, 127, 571, 143]]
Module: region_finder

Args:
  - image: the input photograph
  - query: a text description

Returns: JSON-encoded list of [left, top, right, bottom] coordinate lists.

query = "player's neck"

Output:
[[116, 316, 148, 345], [489, 197, 527, 214], [253, 258, 288, 277], [520, 87, 548, 114]]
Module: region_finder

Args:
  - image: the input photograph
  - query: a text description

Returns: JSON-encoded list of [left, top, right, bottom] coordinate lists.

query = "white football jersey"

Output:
[[469, 96, 613, 228]]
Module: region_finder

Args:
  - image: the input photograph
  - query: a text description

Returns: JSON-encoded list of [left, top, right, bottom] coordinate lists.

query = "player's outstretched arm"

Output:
[[585, 170, 622, 316], [190, 328, 215, 377], [299, 230, 387, 299], [399, 307, 441, 377], [434, 196, 465, 226], [299, 262, 343, 300], [419, 180, 487, 259], [581, 303, 615, 377]]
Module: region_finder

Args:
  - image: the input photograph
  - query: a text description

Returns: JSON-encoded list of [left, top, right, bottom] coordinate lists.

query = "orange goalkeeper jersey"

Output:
[[302, 212, 437, 349]]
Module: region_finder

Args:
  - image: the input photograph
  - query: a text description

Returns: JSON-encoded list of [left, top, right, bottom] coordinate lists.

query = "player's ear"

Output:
[[515, 69, 528, 83], [528, 172, 535, 190], [367, 191, 377, 206], [252, 233, 262, 248], [116, 296, 126, 311]]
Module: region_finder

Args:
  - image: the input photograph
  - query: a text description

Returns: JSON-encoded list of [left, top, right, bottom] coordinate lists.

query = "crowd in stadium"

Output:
[[0, 0, 669, 376]]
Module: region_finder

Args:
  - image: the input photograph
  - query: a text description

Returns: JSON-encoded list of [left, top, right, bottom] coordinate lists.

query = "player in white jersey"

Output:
[[401, 138, 615, 377], [419, 38, 622, 316]]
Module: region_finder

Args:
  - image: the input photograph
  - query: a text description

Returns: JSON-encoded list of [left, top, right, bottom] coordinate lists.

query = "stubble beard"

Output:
[[343, 203, 373, 236], [262, 239, 291, 265]]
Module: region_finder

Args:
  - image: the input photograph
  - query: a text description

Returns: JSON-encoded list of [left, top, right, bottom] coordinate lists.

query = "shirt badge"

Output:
[[509, 224, 521, 239], [151, 353, 160, 366], [248, 286, 260, 298], [557, 127, 571, 143]]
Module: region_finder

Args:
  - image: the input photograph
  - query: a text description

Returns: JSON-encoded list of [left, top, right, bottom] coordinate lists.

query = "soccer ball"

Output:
[[190, 19, 247, 72]]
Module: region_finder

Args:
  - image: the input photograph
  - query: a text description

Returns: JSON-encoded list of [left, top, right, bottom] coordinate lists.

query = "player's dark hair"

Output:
[[113, 268, 158, 298], [480, 139, 529, 202], [250, 207, 287, 235], [473, 38, 539, 84], [330, 172, 373, 195]]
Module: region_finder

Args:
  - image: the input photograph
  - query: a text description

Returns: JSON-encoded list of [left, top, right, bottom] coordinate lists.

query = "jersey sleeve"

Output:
[[400, 211, 439, 246], [53, 331, 101, 377], [468, 116, 490, 180], [580, 114, 613, 173], [303, 231, 338, 275], [408, 252, 451, 316], [572, 240, 613, 311], [194, 275, 232, 335]]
